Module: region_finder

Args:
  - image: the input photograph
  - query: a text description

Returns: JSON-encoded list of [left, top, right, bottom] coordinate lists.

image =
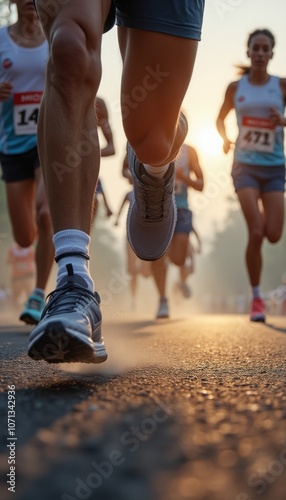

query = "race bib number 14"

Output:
[[13, 91, 43, 135], [239, 116, 275, 153]]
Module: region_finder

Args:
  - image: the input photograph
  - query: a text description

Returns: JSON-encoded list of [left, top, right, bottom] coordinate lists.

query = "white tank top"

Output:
[[0, 26, 48, 154], [234, 75, 285, 166]]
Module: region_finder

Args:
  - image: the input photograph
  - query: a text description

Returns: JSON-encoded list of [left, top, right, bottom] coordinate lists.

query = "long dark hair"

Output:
[[236, 28, 275, 75]]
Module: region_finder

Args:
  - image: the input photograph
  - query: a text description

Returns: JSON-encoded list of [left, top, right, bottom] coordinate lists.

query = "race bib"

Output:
[[238, 116, 275, 153], [13, 91, 43, 135]]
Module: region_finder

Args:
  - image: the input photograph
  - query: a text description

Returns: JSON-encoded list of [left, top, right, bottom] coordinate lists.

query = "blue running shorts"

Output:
[[115, 0, 205, 39], [33, 1, 204, 39], [231, 162, 285, 193], [174, 208, 193, 234]]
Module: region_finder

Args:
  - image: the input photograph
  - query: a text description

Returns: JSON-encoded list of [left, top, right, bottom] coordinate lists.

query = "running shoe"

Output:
[[179, 281, 192, 299], [250, 297, 265, 322], [19, 292, 45, 325], [156, 297, 170, 319], [28, 265, 107, 364], [127, 145, 177, 261]]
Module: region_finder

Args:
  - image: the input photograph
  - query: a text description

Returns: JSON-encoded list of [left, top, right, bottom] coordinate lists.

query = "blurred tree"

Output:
[[0, 0, 13, 25]]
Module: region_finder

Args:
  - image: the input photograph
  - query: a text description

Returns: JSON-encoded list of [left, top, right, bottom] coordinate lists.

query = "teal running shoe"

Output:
[[19, 292, 45, 325]]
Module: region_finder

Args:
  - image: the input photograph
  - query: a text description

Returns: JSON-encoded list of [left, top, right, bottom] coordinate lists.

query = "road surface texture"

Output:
[[0, 311, 286, 500]]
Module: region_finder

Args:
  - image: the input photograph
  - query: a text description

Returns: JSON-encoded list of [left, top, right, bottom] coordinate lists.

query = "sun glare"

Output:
[[194, 126, 223, 157]]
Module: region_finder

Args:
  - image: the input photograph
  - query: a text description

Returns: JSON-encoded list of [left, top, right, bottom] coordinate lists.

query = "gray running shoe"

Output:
[[127, 145, 177, 261], [28, 265, 107, 364], [156, 297, 170, 319]]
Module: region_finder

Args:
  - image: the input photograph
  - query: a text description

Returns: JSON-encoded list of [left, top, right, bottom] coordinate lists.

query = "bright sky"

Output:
[[98, 0, 286, 244]]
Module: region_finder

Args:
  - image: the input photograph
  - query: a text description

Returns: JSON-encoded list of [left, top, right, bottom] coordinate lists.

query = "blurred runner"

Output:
[[0, 0, 53, 324], [216, 28, 286, 322]]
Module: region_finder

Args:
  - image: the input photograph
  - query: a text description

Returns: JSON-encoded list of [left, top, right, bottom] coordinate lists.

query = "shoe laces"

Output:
[[136, 168, 174, 221], [42, 282, 99, 318]]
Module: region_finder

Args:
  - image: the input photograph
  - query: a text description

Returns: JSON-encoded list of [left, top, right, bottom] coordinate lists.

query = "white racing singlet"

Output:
[[0, 26, 48, 154], [234, 75, 285, 166]]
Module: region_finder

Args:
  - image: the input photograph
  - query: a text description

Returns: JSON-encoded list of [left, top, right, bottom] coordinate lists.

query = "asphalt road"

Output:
[[0, 312, 286, 500]]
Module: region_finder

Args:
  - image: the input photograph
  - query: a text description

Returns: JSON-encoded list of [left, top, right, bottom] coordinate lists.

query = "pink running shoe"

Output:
[[250, 297, 265, 322]]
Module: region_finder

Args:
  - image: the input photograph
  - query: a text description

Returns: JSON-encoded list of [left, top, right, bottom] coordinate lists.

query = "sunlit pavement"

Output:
[[0, 312, 286, 500]]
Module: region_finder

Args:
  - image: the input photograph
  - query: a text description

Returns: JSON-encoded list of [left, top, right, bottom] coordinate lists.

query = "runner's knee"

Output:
[[49, 27, 101, 98], [266, 228, 282, 243], [249, 227, 264, 246], [130, 132, 172, 166], [14, 230, 35, 248], [36, 206, 51, 234], [171, 254, 185, 267]]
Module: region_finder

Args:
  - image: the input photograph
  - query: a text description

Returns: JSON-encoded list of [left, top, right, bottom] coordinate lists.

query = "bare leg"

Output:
[[27, 1, 111, 363], [91, 193, 98, 226], [151, 257, 168, 298], [237, 189, 264, 286], [5, 180, 36, 247], [262, 191, 284, 243], [168, 233, 192, 298], [36, 0, 111, 234], [34, 168, 54, 290], [118, 28, 198, 165], [119, 29, 198, 260], [180, 240, 194, 281], [151, 256, 169, 318], [168, 233, 189, 267]]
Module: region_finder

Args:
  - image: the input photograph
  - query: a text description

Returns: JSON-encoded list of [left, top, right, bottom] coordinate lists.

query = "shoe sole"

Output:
[[19, 313, 40, 326], [250, 315, 265, 322], [28, 321, 107, 364]]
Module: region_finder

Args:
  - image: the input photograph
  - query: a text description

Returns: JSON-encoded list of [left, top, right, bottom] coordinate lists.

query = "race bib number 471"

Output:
[[238, 116, 275, 153], [13, 91, 43, 135]]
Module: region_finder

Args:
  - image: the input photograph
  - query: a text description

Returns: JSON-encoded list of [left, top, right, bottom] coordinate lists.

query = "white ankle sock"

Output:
[[252, 285, 261, 299], [143, 163, 169, 179], [53, 229, 94, 291]]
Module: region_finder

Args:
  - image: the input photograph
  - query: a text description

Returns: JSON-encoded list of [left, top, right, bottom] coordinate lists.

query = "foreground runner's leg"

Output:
[[28, 0, 111, 363], [118, 19, 200, 259]]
